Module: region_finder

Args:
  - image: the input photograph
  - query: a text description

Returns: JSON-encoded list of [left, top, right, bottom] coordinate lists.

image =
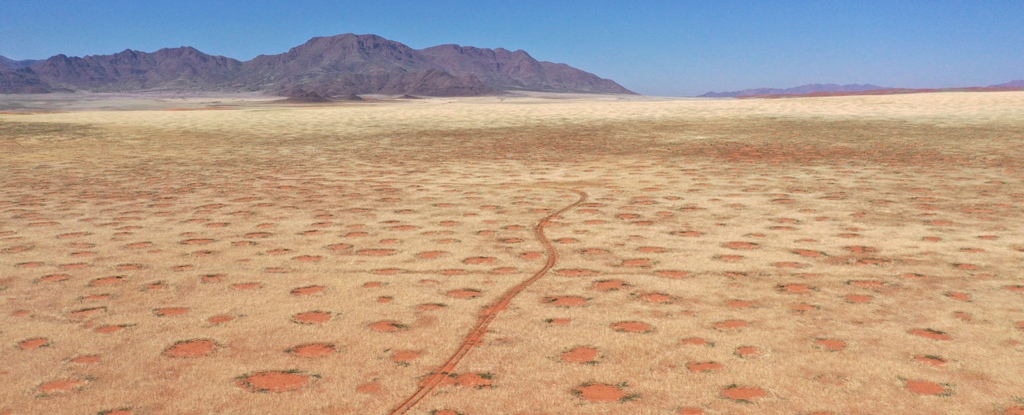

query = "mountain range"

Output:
[[701, 82, 1024, 98], [0, 33, 634, 97]]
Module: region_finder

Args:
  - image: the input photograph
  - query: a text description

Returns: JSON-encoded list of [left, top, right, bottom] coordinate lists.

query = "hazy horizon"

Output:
[[1, 1, 1021, 96]]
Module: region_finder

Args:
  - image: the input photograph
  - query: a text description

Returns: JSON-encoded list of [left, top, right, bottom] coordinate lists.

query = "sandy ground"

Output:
[[1, 91, 1023, 415]]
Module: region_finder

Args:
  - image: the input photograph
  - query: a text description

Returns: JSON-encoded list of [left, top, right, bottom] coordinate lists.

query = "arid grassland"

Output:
[[2, 92, 1024, 415]]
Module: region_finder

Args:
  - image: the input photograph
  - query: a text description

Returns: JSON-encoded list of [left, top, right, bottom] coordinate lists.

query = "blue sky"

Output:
[[1, 1, 1021, 96]]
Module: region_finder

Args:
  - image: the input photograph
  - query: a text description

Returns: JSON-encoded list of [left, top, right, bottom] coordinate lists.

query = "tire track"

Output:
[[387, 187, 588, 415]]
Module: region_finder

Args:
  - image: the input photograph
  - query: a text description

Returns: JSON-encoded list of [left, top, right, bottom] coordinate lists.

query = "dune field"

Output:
[[2, 91, 1024, 415]]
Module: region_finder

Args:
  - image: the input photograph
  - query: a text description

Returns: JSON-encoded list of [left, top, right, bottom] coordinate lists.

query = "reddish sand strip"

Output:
[[387, 188, 587, 415]]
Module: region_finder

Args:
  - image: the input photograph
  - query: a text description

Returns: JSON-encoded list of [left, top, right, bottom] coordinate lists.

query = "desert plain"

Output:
[[1, 91, 1024, 415]]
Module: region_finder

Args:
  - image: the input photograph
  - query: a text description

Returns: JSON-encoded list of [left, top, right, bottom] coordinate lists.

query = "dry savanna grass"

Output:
[[1, 91, 1024, 415]]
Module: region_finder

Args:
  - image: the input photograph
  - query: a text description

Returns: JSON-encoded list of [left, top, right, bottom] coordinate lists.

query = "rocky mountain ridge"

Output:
[[0, 34, 634, 97]]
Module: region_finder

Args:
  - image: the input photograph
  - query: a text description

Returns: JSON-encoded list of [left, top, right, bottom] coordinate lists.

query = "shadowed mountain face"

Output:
[[0, 34, 634, 97], [0, 66, 53, 93]]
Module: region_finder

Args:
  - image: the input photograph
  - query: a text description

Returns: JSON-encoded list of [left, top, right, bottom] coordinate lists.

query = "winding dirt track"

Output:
[[388, 188, 588, 415]]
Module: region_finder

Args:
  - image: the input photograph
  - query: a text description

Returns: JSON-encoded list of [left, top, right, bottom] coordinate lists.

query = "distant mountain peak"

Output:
[[700, 83, 888, 98], [700, 81, 1024, 98], [991, 79, 1024, 88]]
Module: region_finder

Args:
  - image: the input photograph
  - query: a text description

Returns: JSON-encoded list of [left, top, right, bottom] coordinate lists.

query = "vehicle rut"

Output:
[[387, 187, 588, 415]]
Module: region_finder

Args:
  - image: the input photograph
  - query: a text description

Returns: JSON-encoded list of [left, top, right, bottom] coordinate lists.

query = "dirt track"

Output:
[[2, 92, 1024, 414]]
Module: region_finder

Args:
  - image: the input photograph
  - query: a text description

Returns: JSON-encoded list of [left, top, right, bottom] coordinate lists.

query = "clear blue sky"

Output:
[[1, 1, 1021, 96]]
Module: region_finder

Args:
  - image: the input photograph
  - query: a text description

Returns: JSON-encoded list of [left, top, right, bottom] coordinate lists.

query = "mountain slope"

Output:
[[419, 44, 634, 94]]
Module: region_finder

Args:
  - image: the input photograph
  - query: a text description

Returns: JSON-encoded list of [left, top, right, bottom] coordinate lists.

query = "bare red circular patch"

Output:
[[544, 296, 588, 307], [593, 279, 628, 291], [326, 243, 353, 251], [611, 321, 653, 333], [574, 382, 628, 402], [562, 346, 599, 363], [944, 292, 971, 302], [724, 242, 759, 250], [909, 328, 951, 340], [38, 379, 86, 394], [89, 276, 125, 286], [463, 256, 497, 265], [163, 339, 218, 358], [70, 355, 100, 364], [38, 274, 71, 283], [357, 249, 397, 256], [905, 380, 949, 395], [914, 355, 947, 367], [735, 346, 761, 358], [368, 320, 406, 332], [97, 409, 133, 415], [293, 311, 331, 324], [230, 282, 262, 290], [844, 294, 874, 303], [639, 292, 673, 303], [620, 258, 652, 267], [153, 307, 189, 317], [680, 337, 713, 347], [390, 350, 421, 363], [208, 314, 234, 324], [721, 385, 766, 402], [416, 303, 446, 311], [237, 370, 313, 392], [447, 289, 482, 299], [686, 361, 722, 372], [94, 325, 127, 334], [356, 380, 382, 394], [779, 284, 813, 293], [291, 285, 325, 296], [17, 337, 50, 350], [815, 338, 847, 351], [713, 320, 748, 330], [287, 343, 336, 358]]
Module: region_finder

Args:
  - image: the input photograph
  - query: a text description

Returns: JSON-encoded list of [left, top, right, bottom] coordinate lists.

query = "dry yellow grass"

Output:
[[1, 92, 1023, 415]]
